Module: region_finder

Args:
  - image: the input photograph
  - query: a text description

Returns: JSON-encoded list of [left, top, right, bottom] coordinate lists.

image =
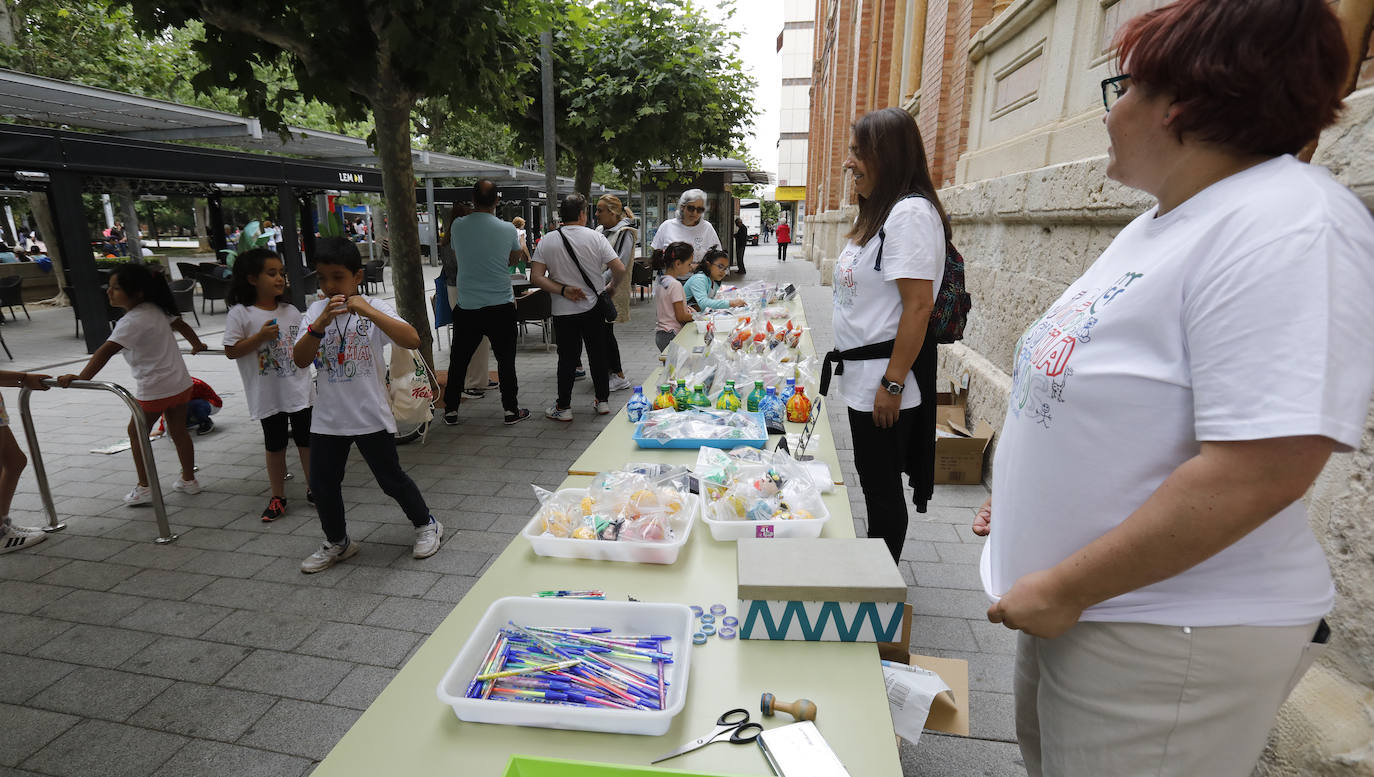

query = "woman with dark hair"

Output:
[[830, 106, 948, 562], [973, 2, 1373, 775]]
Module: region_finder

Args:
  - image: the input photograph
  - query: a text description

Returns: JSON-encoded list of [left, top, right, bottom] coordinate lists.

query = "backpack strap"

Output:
[[873, 193, 926, 272]]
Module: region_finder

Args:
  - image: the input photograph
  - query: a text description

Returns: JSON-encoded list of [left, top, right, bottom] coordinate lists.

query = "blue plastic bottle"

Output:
[[780, 377, 797, 404], [759, 386, 786, 430], [626, 386, 649, 423]]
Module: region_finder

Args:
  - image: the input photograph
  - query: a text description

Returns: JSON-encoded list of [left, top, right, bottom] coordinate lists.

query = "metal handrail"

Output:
[[19, 377, 177, 544]]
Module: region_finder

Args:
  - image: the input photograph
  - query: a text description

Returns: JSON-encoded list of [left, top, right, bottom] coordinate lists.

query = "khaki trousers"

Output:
[[1016, 619, 1321, 777]]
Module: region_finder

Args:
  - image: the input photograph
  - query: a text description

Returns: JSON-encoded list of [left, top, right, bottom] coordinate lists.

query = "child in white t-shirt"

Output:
[[225, 249, 314, 522], [290, 238, 440, 574], [650, 241, 695, 352], [58, 264, 208, 502]]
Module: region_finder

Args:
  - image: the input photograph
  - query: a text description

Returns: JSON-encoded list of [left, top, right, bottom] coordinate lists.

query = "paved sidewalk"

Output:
[[0, 247, 1023, 776]]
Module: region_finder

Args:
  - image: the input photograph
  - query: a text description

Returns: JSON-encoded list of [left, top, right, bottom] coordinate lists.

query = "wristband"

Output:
[[305, 326, 324, 338], [560, 284, 567, 298]]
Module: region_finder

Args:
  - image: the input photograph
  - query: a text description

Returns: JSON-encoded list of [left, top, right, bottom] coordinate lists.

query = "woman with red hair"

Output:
[[973, 1, 1374, 775]]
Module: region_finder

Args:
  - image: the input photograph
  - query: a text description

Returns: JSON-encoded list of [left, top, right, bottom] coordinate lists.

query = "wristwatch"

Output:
[[880, 375, 904, 395]]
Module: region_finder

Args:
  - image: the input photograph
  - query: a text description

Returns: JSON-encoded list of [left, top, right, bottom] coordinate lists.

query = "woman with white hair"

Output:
[[651, 188, 721, 265]]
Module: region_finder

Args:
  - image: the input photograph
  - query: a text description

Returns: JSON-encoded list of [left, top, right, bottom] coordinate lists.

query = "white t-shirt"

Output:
[[223, 302, 314, 420], [107, 303, 193, 401], [830, 197, 945, 412], [532, 225, 619, 317], [985, 155, 1374, 628], [294, 296, 399, 436], [652, 218, 721, 262]]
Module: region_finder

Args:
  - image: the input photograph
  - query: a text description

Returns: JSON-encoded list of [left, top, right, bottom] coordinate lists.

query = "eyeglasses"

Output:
[[1101, 74, 1130, 112], [711, 263, 730, 272], [681, 205, 705, 214]]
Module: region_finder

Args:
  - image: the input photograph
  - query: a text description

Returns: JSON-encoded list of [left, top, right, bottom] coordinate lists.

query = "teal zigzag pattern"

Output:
[[739, 600, 902, 641]]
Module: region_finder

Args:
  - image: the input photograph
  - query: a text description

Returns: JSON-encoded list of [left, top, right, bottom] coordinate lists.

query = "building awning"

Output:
[[646, 157, 773, 186]]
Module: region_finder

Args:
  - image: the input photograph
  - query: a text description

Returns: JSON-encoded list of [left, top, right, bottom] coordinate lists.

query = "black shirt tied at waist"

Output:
[[819, 335, 939, 513]]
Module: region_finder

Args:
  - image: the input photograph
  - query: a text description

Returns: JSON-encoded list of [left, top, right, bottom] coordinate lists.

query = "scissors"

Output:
[[652, 708, 764, 764]]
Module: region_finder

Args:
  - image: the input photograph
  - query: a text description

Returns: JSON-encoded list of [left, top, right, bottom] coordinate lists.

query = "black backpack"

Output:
[[874, 193, 972, 344]]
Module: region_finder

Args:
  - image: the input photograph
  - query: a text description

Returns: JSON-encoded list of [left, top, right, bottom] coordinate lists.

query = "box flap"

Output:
[[910, 654, 969, 736], [737, 539, 906, 602]]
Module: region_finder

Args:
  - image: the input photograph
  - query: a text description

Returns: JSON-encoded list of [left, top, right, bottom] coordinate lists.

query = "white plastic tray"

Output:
[[436, 597, 694, 735], [521, 488, 700, 565], [701, 495, 830, 540]]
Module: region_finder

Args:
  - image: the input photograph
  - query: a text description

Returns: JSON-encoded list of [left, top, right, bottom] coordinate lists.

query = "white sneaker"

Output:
[[173, 477, 202, 495], [593, 400, 612, 416], [300, 538, 360, 573], [2, 516, 45, 536], [545, 405, 573, 422], [123, 485, 152, 505], [413, 518, 444, 559], [608, 375, 632, 392], [0, 522, 45, 554]]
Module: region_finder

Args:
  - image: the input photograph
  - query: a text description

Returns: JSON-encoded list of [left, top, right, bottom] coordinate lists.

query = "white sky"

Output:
[[700, 0, 783, 179]]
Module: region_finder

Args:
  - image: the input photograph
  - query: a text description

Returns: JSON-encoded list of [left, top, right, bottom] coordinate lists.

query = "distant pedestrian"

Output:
[[776, 220, 791, 261], [733, 217, 748, 274]]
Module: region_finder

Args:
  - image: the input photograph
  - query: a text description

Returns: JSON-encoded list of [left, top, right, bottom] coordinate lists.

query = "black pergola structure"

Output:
[[0, 122, 383, 352], [417, 185, 547, 238]]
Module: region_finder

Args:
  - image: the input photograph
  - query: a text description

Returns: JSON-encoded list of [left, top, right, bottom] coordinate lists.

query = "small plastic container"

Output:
[[522, 489, 700, 565], [633, 412, 768, 450], [701, 497, 831, 541], [436, 597, 694, 736]]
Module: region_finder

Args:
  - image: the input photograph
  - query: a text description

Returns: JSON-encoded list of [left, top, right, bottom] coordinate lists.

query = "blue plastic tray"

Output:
[[633, 411, 768, 449]]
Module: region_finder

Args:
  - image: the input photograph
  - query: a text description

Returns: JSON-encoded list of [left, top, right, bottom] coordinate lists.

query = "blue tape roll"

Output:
[[710, 603, 727, 616], [693, 631, 708, 645], [699, 613, 715, 625], [718, 626, 736, 639], [690, 605, 703, 618], [722, 616, 739, 627], [701, 623, 716, 636]]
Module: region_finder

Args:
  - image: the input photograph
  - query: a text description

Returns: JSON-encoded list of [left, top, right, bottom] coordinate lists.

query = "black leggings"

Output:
[[309, 430, 430, 544], [260, 408, 313, 452], [848, 406, 917, 562], [552, 309, 611, 407]]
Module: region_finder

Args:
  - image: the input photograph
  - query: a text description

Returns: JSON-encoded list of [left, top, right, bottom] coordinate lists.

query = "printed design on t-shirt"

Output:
[[1009, 270, 1145, 426], [321, 318, 375, 383], [832, 245, 861, 310], [257, 324, 300, 377]]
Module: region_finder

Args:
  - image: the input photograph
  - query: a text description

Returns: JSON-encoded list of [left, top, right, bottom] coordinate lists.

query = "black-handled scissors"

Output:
[[651, 708, 764, 764]]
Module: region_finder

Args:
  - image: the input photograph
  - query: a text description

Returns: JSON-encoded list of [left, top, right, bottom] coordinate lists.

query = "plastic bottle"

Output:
[[780, 377, 797, 404], [674, 379, 690, 411], [715, 380, 742, 411], [651, 384, 677, 411], [746, 380, 766, 412], [786, 385, 812, 423], [689, 383, 712, 408], [627, 386, 649, 422], [759, 386, 785, 429]]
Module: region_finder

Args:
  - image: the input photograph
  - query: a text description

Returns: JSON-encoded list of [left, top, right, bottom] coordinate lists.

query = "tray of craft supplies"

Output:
[[523, 486, 701, 564], [694, 447, 831, 540], [436, 597, 694, 735]]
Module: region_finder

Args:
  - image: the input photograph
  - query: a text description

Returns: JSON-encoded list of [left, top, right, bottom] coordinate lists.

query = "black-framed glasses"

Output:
[[682, 205, 705, 214], [1101, 74, 1130, 112]]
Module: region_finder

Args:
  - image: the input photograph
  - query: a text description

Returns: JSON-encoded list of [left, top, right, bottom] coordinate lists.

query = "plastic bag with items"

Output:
[[529, 464, 693, 544], [637, 408, 765, 442], [694, 446, 826, 523]]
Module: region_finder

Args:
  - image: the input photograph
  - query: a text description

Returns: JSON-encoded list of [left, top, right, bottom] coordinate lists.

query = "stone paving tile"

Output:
[[32, 559, 140, 592], [899, 539, 940, 562], [200, 610, 324, 652], [30, 666, 173, 722], [0, 654, 77, 705], [0, 554, 69, 583], [174, 549, 275, 578], [237, 699, 363, 761], [170, 527, 260, 552], [129, 681, 275, 741], [388, 547, 490, 576], [252, 556, 348, 588], [29, 535, 133, 563], [189, 577, 299, 610], [899, 732, 1027, 776], [274, 585, 385, 622], [296, 621, 420, 668], [969, 617, 1020, 656], [909, 585, 992, 619], [236, 532, 330, 560], [115, 598, 234, 638], [909, 560, 987, 591], [29, 624, 157, 669], [110, 568, 218, 601], [969, 690, 1019, 743], [362, 596, 455, 634], [334, 566, 439, 599], [322, 664, 399, 711], [34, 589, 147, 626], [103, 542, 206, 571], [421, 574, 479, 604], [121, 635, 253, 683], [904, 520, 964, 543], [22, 718, 187, 777], [0, 703, 80, 768], [149, 740, 311, 777], [217, 649, 353, 702], [0, 613, 73, 656], [909, 615, 978, 652]]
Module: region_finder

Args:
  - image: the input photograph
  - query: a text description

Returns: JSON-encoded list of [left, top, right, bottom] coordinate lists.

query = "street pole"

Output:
[[540, 30, 558, 231]]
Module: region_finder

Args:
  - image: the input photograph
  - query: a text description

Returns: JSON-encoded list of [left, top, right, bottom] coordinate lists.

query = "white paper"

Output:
[[882, 659, 953, 747]]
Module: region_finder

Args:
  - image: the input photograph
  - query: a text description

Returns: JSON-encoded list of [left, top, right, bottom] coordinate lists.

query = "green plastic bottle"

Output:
[[715, 380, 742, 411], [674, 379, 690, 411], [746, 380, 766, 412], [689, 383, 712, 408]]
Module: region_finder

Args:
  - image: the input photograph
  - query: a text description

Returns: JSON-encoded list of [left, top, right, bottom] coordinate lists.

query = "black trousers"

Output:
[[444, 302, 519, 414], [847, 406, 918, 562], [552, 308, 611, 408], [310, 430, 430, 544], [778, 242, 789, 261], [605, 324, 623, 375], [734, 238, 747, 272]]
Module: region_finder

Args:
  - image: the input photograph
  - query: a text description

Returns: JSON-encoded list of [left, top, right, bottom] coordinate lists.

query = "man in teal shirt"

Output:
[[442, 180, 530, 426]]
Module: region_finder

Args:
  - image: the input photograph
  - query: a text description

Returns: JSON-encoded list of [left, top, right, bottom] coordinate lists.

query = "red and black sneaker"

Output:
[[261, 496, 288, 523]]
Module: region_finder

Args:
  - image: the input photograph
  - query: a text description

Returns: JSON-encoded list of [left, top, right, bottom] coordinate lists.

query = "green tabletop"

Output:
[[311, 482, 902, 777]]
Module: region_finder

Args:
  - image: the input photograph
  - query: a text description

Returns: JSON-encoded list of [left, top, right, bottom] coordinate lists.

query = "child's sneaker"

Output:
[[300, 538, 359, 573], [608, 375, 632, 392], [573, 367, 587, 380], [123, 484, 152, 505], [545, 405, 573, 422], [461, 388, 485, 399], [0, 521, 45, 554], [504, 408, 531, 425], [195, 418, 215, 435], [484, 379, 500, 391], [261, 496, 287, 522], [593, 400, 611, 416], [173, 477, 202, 495], [443, 409, 460, 426], [413, 517, 444, 559]]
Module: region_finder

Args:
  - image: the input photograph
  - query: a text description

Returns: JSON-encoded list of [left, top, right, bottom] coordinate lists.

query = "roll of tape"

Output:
[[718, 626, 736, 639], [722, 616, 739, 627], [690, 605, 703, 618], [699, 613, 715, 625], [693, 631, 708, 645], [710, 603, 727, 616], [701, 623, 716, 636]]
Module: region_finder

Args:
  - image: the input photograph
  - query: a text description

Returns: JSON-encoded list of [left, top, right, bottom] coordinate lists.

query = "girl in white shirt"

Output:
[[58, 264, 209, 503], [651, 242, 695, 352], [225, 249, 314, 522]]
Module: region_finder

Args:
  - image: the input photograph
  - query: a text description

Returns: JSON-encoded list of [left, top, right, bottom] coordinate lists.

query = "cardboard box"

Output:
[[934, 418, 994, 485], [885, 653, 971, 738], [737, 539, 906, 642], [934, 377, 969, 430], [877, 603, 913, 663]]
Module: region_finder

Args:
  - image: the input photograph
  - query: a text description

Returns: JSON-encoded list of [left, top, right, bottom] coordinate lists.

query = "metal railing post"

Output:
[[20, 377, 177, 544]]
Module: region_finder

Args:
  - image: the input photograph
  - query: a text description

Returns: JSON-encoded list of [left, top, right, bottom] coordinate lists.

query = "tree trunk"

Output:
[[574, 154, 596, 204], [370, 94, 434, 367], [193, 201, 211, 252], [27, 192, 67, 307], [114, 183, 144, 262]]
